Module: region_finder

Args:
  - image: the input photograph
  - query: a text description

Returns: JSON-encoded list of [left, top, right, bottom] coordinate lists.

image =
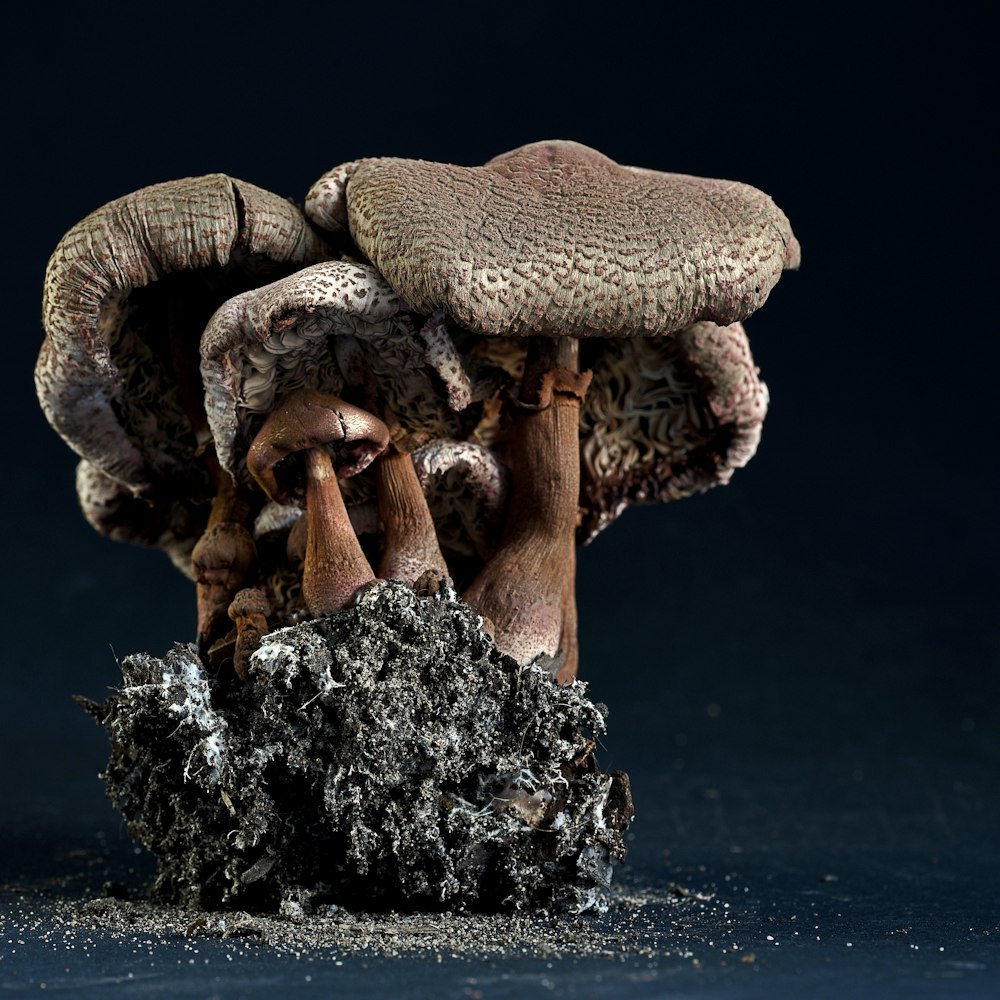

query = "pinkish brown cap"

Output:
[[306, 140, 799, 340]]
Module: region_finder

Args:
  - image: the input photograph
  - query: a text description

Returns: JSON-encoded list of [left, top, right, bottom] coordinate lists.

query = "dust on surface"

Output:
[[1, 881, 713, 963]]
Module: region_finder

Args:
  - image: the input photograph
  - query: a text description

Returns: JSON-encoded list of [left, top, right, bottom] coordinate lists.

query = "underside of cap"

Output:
[[37, 175, 327, 496], [579, 321, 769, 539]]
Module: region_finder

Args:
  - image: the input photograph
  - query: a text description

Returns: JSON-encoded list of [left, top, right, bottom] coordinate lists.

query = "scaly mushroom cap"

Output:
[[200, 261, 473, 480], [579, 321, 768, 540], [37, 174, 327, 499], [306, 139, 799, 339]]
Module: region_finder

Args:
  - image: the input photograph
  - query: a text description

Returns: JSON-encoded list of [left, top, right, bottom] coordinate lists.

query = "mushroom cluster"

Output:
[[37, 141, 798, 683]]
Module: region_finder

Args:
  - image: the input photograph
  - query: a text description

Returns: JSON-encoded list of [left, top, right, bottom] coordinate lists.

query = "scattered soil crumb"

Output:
[[2, 882, 702, 962]]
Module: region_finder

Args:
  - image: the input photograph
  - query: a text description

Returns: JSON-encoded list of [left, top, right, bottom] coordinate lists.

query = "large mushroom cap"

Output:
[[306, 140, 799, 339], [37, 174, 327, 498]]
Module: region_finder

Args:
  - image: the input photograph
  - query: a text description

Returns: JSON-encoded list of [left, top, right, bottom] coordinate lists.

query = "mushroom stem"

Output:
[[191, 453, 256, 654], [228, 587, 271, 683], [463, 338, 588, 671], [302, 447, 376, 615], [376, 446, 450, 588], [246, 390, 389, 617]]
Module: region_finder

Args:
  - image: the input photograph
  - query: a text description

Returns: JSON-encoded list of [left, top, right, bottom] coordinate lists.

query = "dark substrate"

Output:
[[83, 581, 632, 914]]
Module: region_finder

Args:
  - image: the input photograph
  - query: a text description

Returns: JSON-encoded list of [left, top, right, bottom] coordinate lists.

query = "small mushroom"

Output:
[[227, 588, 271, 683], [306, 140, 798, 676], [200, 260, 473, 596], [38, 173, 327, 500], [246, 389, 389, 615]]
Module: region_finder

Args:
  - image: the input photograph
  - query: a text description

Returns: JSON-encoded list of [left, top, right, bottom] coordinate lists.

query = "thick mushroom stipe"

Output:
[[189, 453, 259, 654], [463, 340, 590, 671]]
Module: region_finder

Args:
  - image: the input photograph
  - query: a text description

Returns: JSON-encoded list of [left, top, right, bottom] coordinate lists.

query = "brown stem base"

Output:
[[464, 338, 588, 674], [192, 455, 256, 654], [302, 447, 376, 615], [377, 447, 449, 587]]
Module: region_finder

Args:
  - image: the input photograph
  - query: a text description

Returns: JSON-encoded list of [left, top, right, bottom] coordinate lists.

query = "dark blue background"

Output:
[[3, 4, 996, 996]]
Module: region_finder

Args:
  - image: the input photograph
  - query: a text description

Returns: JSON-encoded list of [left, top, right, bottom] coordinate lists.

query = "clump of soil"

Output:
[[84, 581, 632, 914]]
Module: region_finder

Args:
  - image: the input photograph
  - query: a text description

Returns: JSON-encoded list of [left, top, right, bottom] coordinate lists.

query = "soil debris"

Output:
[[85, 581, 632, 914]]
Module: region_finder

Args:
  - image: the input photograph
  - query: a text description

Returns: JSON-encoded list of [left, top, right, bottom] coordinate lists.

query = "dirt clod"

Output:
[[89, 581, 631, 913]]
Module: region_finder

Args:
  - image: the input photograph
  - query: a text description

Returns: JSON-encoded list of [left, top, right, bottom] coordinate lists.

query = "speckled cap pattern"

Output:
[[307, 140, 799, 339]]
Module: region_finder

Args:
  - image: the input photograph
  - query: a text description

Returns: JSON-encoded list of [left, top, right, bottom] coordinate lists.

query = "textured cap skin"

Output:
[[36, 175, 326, 495], [306, 140, 799, 338], [200, 261, 473, 479]]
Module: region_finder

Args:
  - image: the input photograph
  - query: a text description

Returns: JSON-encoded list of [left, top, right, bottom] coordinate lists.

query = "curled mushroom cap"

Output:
[[579, 320, 769, 540], [201, 260, 473, 480], [306, 139, 799, 339], [246, 390, 390, 616], [37, 174, 327, 500], [247, 389, 390, 503]]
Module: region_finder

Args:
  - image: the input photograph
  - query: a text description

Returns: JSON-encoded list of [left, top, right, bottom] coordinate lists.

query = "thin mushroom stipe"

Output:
[[247, 389, 389, 616]]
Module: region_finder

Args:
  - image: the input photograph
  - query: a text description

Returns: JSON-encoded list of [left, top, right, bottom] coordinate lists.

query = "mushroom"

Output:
[[200, 260, 478, 598], [36, 174, 329, 648], [38, 145, 797, 690], [38, 174, 327, 499], [200, 260, 471, 481], [305, 140, 799, 677], [228, 588, 271, 683], [246, 389, 390, 615]]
